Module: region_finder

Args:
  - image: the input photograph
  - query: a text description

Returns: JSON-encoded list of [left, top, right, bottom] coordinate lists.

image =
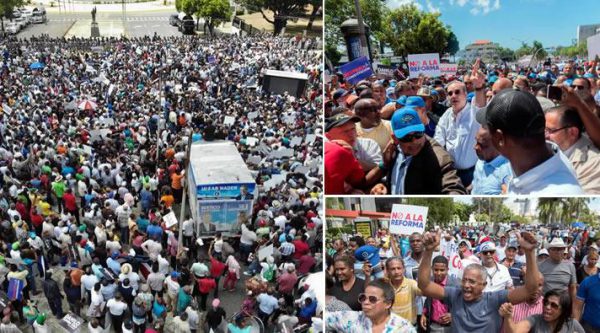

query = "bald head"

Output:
[[354, 98, 379, 116], [492, 78, 512, 95]]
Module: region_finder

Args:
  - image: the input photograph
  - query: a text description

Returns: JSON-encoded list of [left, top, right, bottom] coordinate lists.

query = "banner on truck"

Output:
[[407, 53, 441, 78], [340, 56, 373, 85], [198, 200, 253, 232], [389, 204, 428, 235], [196, 183, 256, 199]]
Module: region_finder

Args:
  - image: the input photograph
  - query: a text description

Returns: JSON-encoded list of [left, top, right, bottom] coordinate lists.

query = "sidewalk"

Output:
[[38, 0, 175, 13]]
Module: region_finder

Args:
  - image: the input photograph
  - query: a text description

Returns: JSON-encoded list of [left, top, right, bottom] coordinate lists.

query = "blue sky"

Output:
[[383, 0, 600, 50]]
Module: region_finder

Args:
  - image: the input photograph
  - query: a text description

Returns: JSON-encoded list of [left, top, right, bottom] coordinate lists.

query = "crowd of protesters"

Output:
[[0, 32, 324, 332], [326, 222, 600, 333], [324, 57, 600, 195]]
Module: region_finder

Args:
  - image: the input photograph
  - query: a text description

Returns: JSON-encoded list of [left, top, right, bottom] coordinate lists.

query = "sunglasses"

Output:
[[544, 300, 560, 310], [398, 132, 424, 143], [482, 251, 495, 256], [545, 126, 572, 135], [572, 85, 586, 90], [447, 89, 462, 96], [358, 293, 383, 304]]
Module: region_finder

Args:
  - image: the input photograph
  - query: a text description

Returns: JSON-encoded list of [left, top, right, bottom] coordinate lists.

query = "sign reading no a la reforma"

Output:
[[407, 53, 441, 78], [389, 204, 428, 235]]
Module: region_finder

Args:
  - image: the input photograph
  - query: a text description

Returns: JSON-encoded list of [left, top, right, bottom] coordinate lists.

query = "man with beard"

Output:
[[471, 127, 511, 195]]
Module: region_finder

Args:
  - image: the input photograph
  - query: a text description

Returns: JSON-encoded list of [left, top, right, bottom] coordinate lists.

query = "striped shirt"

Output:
[[501, 296, 543, 333], [279, 242, 295, 256]]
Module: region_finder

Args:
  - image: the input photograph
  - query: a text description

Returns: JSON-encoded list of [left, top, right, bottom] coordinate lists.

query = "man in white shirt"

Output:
[[479, 242, 513, 292], [477, 89, 583, 195], [141, 239, 162, 262], [106, 293, 128, 333], [434, 60, 488, 187]]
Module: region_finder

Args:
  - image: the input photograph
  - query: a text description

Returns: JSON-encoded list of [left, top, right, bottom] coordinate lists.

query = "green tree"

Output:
[[537, 198, 591, 225], [242, 0, 310, 35], [497, 46, 515, 61], [453, 202, 472, 222], [325, 0, 388, 65], [197, 0, 232, 36], [445, 30, 459, 56], [531, 40, 547, 61], [175, 0, 183, 12], [380, 4, 450, 58], [0, 0, 24, 32], [558, 41, 588, 59], [406, 198, 454, 229], [515, 42, 532, 59]]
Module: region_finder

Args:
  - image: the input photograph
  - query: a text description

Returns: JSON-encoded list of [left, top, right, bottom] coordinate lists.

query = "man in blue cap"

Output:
[[375, 108, 465, 195], [405, 96, 436, 137]]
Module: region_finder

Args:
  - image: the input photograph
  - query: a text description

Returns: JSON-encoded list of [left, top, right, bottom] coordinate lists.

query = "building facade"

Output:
[[578, 23, 600, 45], [464, 40, 500, 63]]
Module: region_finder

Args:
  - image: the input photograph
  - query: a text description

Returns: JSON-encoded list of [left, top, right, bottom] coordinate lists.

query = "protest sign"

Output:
[[258, 244, 274, 261], [376, 64, 396, 78], [448, 254, 479, 279], [247, 111, 258, 120], [290, 136, 303, 147], [440, 63, 458, 76], [354, 221, 373, 238], [1, 103, 12, 115], [407, 53, 441, 78], [59, 312, 85, 333], [224, 116, 235, 126], [247, 155, 262, 165], [246, 137, 259, 147], [588, 34, 600, 60], [305, 134, 316, 144], [162, 211, 178, 229], [82, 145, 93, 156], [388, 204, 428, 235], [340, 56, 374, 85], [89, 129, 111, 143]]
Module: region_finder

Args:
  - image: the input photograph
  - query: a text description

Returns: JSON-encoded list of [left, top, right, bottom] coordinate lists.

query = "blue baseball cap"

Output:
[[386, 87, 395, 97], [391, 108, 424, 139], [406, 96, 425, 108], [488, 75, 498, 84], [396, 95, 407, 106]]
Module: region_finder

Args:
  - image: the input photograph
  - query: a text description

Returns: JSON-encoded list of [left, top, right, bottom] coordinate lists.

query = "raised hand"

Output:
[[470, 58, 486, 89], [517, 231, 538, 252], [423, 230, 441, 252]]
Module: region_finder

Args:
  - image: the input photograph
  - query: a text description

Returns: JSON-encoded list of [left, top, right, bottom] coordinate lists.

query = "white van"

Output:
[[31, 7, 47, 23]]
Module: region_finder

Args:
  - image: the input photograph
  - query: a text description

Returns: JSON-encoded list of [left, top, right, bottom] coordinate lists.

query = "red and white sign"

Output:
[[440, 63, 458, 76], [389, 204, 428, 235], [448, 254, 479, 279]]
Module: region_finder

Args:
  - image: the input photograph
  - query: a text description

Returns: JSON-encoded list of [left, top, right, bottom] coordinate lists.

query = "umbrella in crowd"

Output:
[[78, 99, 98, 111], [29, 62, 44, 70]]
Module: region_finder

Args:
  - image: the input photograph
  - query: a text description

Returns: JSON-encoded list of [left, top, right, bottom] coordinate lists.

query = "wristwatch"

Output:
[[378, 161, 387, 172]]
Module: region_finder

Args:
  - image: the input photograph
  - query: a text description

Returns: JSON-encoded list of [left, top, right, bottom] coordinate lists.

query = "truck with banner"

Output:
[[187, 141, 257, 237]]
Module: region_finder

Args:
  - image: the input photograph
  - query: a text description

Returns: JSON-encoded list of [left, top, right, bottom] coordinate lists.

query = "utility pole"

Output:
[[353, 0, 369, 58], [178, 132, 193, 246]]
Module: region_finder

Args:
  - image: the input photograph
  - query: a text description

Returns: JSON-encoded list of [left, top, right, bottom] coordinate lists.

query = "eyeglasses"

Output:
[[482, 251, 495, 256], [572, 85, 586, 90], [358, 293, 383, 304], [447, 89, 462, 96], [545, 126, 572, 135], [543, 300, 560, 310], [398, 132, 424, 143]]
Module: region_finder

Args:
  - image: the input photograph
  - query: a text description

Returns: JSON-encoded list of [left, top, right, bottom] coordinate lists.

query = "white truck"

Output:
[[187, 140, 257, 237]]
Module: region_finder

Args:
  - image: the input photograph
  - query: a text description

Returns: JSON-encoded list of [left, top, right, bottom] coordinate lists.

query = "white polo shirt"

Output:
[[508, 143, 583, 195], [484, 263, 513, 292]]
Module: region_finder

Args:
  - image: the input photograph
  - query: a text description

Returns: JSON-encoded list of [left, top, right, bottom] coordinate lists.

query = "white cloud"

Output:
[[425, 0, 441, 12], [386, 0, 423, 9], [447, 0, 501, 15]]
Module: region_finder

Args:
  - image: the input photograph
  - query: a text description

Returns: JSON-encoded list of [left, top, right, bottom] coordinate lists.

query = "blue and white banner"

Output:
[[340, 56, 373, 85], [196, 183, 256, 199], [198, 200, 253, 231]]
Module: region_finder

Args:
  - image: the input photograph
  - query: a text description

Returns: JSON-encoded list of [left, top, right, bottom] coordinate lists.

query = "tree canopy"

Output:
[[242, 0, 310, 35]]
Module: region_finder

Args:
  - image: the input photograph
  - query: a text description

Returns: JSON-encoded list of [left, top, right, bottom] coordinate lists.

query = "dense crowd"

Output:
[[0, 33, 324, 332], [326, 222, 600, 333], [324, 58, 600, 195]]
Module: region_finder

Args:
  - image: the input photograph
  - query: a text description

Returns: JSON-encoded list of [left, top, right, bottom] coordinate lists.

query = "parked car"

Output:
[[169, 14, 179, 26], [19, 8, 33, 24], [14, 16, 27, 30], [5, 22, 19, 34], [178, 15, 195, 34]]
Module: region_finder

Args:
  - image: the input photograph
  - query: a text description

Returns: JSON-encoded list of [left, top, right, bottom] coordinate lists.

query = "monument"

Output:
[[91, 7, 100, 37]]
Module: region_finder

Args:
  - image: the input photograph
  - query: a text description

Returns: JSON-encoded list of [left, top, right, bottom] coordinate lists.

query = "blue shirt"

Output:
[[577, 273, 600, 328], [107, 257, 121, 275], [147, 224, 163, 240], [434, 101, 481, 170], [471, 155, 512, 195], [390, 150, 412, 195], [136, 217, 150, 233]]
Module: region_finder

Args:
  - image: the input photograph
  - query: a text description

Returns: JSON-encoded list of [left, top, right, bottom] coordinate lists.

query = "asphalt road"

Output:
[[12, 10, 184, 38]]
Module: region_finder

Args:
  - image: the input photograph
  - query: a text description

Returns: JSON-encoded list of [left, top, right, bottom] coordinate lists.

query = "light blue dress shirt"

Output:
[[390, 148, 412, 195], [434, 102, 481, 170], [472, 155, 512, 195]]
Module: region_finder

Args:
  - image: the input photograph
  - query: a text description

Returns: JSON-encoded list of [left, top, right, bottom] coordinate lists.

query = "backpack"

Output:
[[263, 264, 275, 282]]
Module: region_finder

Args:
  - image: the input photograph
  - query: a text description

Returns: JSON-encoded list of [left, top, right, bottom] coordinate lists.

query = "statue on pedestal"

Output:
[[91, 7, 97, 23]]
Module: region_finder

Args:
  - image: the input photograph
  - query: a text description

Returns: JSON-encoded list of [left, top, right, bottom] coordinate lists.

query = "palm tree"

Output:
[[537, 198, 591, 225]]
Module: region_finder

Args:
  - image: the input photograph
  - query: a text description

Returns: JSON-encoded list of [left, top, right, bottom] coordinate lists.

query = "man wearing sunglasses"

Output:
[[434, 59, 488, 188], [378, 108, 465, 195], [326, 279, 417, 333], [478, 241, 513, 292], [544, 105, 600, 193], [418, 230, 541, 333]]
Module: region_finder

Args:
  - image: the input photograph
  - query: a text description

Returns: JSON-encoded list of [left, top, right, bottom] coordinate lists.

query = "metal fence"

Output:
[[232, 16, 265, 36]]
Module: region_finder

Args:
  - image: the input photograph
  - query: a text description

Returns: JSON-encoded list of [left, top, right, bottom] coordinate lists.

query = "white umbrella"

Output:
[[78, 100, 98, 111]]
